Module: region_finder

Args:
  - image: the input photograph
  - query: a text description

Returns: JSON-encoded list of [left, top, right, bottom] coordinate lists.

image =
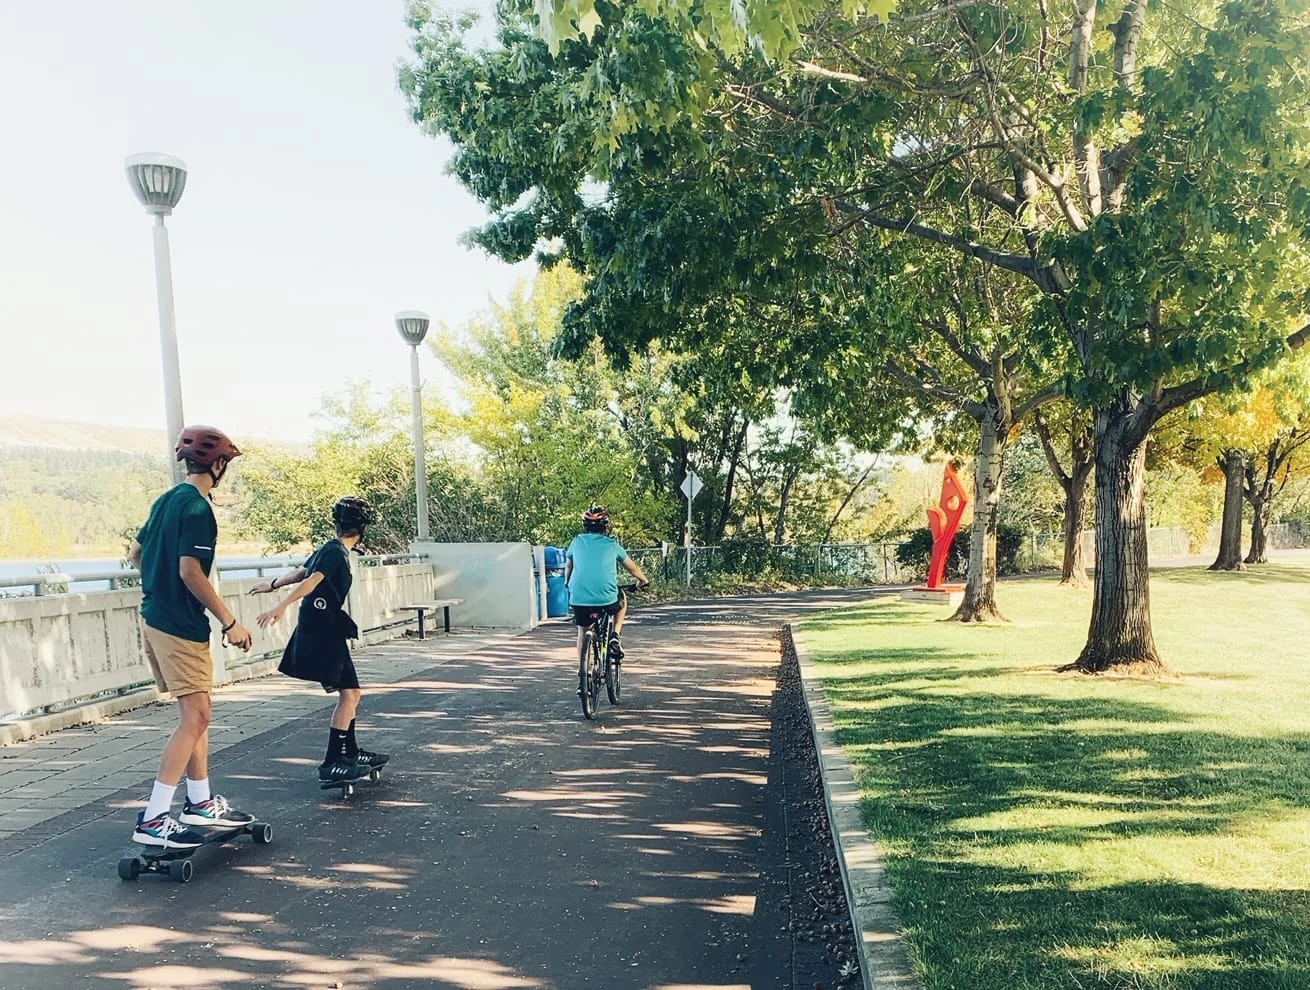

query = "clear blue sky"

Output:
[[0, 0, 527, 444]]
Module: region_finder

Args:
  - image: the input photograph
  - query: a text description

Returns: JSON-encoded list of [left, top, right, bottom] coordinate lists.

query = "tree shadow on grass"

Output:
[[1153, 564, 1310, 588], [902, 864, 1309, 990], [825, 681, 1310, 989]]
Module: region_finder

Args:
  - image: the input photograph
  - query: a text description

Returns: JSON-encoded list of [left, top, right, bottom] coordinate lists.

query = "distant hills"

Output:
[[0, 415, 306, 457], [0, 416, 302, 557], [0, 415, 169, 456]]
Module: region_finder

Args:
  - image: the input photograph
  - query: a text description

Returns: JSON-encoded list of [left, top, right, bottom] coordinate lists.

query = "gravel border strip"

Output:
[[788, 623, 924, 990]]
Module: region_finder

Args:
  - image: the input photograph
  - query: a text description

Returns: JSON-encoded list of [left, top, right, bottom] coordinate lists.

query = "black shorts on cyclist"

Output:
[[572, 595, 624, 627]]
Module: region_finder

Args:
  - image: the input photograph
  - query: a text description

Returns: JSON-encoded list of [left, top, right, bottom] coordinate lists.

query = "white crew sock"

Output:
[[186, 777, 211, 804], [143, 781, 178, 822]]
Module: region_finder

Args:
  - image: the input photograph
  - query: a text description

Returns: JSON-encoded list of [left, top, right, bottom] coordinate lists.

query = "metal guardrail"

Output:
[[0, 553, 426, 597]]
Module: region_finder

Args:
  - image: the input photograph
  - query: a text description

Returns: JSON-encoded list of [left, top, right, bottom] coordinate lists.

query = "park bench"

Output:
[[397, 598, 463, 640]]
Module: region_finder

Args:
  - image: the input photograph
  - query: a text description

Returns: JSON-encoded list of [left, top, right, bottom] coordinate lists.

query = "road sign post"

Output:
[[679, 471, 703, 586]]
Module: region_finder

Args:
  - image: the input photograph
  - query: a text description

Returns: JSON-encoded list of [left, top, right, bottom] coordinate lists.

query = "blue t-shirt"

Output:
[[566, 533, 628, 606]]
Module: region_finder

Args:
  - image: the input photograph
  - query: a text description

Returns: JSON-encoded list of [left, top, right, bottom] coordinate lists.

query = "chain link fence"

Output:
[[626, 543, 921, 587], [630, 521, 1310, 589]]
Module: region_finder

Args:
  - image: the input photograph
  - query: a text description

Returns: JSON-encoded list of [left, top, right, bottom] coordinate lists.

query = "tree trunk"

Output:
[[773, 469, 797, 545], [822, 461, 876, 544], [1071, 400, 1165, 674], [713, 419, 748, 543], [1245, 489, 1272, 564], [1034, 410, 1093, 587], [1061, 463, 1091, 586], [951, 415, 1005, 623], [1209, 450, 1246, 571]]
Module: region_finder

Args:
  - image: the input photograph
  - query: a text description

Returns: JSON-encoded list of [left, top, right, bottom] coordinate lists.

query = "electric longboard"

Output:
[[118, 820, 273, 883]]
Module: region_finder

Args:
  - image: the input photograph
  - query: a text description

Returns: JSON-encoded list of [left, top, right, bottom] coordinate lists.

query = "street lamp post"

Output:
[[395, 311, 432, 542], [125, 153, 189, 483]]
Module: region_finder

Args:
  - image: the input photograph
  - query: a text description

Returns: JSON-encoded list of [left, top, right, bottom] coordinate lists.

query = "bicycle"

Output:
[[576, 583, 645, 720]]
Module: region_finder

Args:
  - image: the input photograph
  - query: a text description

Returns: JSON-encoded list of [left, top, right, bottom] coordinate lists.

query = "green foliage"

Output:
[[999, 432, 1069, 535], [236, 266, 902, 553], [1146, 462, 1222, 554], [0, 447, 169, 557]]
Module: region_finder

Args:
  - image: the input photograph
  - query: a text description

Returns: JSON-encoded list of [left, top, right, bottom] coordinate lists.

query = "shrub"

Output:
[[896, 523, 1027, 581]]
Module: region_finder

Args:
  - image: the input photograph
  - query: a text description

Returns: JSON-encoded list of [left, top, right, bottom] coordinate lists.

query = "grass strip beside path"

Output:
[[797, 564, 1310, 990]]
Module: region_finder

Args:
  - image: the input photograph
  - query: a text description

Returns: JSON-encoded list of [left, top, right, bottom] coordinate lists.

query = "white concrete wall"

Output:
[[0, 561, 438, 721], [0, 590, 151, 718], [411, 541, 538, 631]]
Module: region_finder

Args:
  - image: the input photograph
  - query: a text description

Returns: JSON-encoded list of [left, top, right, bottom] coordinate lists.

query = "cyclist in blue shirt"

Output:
[[565, 506, 649, 660]]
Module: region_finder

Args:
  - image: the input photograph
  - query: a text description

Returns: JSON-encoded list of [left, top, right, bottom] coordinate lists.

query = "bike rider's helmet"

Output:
[[175, 425, 241, 467], [332, 496, 376, 534], [175, 425, 241, 486], [581, 506, 610, 533]]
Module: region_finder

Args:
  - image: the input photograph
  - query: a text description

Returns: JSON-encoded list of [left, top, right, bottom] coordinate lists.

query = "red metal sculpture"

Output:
[[925, 463, 969, 589]]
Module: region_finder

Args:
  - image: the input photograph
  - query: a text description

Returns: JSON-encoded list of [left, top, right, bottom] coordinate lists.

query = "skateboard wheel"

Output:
[[252, 822, 273, 845], [169, 859, 194, 883], [117, 857, 143, 882], [369, 768, 381, 783], [343, 783, 355, 800]]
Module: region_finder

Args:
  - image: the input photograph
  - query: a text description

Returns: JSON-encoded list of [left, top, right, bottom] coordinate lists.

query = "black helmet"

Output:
[[332, 496, 375, 533], [581, 505, 610, 533]]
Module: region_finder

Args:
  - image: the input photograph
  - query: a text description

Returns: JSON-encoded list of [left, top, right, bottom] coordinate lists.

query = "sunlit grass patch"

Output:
[[799, 563, 1310, 990]]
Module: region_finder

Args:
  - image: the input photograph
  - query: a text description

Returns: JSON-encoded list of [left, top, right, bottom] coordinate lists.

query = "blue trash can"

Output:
[[544, 547, 570, 617], [546, 574, 570, 617]]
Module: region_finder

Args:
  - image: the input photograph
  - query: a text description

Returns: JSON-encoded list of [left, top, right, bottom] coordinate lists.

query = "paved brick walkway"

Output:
[[0, 631, 515, 839]]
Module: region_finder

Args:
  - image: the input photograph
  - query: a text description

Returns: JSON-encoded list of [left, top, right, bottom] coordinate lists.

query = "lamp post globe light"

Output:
[[125, 153, 189, 484], [395, 311, 432, 542]]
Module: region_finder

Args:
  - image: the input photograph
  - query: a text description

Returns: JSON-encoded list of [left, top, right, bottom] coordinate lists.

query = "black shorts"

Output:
[[321, 654, 360, 693], [572, 595, 624, 627]]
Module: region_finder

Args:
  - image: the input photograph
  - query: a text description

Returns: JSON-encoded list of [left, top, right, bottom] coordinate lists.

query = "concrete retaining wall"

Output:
[[0, 561, 437, 722], [411, 541, 539, 631]]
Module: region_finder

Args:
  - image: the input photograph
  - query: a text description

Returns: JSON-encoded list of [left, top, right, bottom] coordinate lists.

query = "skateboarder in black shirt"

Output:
[[251, 496, 389, 783]]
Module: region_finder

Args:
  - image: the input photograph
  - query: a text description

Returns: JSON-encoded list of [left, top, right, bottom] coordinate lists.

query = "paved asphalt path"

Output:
[[0, 589, 879, 990]]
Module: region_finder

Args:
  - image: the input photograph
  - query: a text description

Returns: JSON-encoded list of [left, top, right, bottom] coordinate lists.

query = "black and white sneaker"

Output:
[[318, 759, 366, 783], [179, 794, 255, 828], [354, 748, 390, 769], [132, 812, 206, 849], [609, 635, 625, 661]]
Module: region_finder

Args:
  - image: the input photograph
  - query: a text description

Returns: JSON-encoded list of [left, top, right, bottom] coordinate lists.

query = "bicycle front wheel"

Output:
[[579, 628, 598, 720]]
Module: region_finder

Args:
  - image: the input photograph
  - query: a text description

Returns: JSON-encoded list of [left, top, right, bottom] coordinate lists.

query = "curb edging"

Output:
[[788, 622, 923, 990]]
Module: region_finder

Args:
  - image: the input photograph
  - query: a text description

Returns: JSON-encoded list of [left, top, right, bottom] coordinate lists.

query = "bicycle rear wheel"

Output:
[[604, 618, 621, 705], [579, 627, 598, 720]]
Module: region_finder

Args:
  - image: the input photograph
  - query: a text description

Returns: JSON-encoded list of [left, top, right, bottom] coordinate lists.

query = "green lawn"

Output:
[[797, 564, 1310, 990]]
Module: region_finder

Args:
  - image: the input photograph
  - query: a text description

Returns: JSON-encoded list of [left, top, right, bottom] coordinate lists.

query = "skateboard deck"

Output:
[[118, 820, 272, 883], [320, 763, 385, 800]]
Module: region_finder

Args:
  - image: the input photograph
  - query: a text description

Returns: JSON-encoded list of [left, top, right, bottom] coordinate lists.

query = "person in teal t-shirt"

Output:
[[565, 506, 650, 661]]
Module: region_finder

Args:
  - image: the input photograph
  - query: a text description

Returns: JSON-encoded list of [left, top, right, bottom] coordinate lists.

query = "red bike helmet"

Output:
[[175, 426, 241, 467], [581, 506, 610, 532]]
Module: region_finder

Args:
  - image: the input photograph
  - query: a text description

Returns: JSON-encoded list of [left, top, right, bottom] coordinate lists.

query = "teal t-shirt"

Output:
[[138, 484, 218, 643], [566, 533, 628, 606]]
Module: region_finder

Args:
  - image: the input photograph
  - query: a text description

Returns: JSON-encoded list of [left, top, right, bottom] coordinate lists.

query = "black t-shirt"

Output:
[[138, 484, 218, 643], [303, 539, 352, 604]]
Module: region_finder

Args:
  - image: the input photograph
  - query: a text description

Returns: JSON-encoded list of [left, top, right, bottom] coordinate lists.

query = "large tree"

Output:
[[411, 0, 1310, 671], [402, 7, 1067, 623]]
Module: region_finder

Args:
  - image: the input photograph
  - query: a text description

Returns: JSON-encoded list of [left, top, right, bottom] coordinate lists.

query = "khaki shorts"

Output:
[[141, 623, 213, 697]]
